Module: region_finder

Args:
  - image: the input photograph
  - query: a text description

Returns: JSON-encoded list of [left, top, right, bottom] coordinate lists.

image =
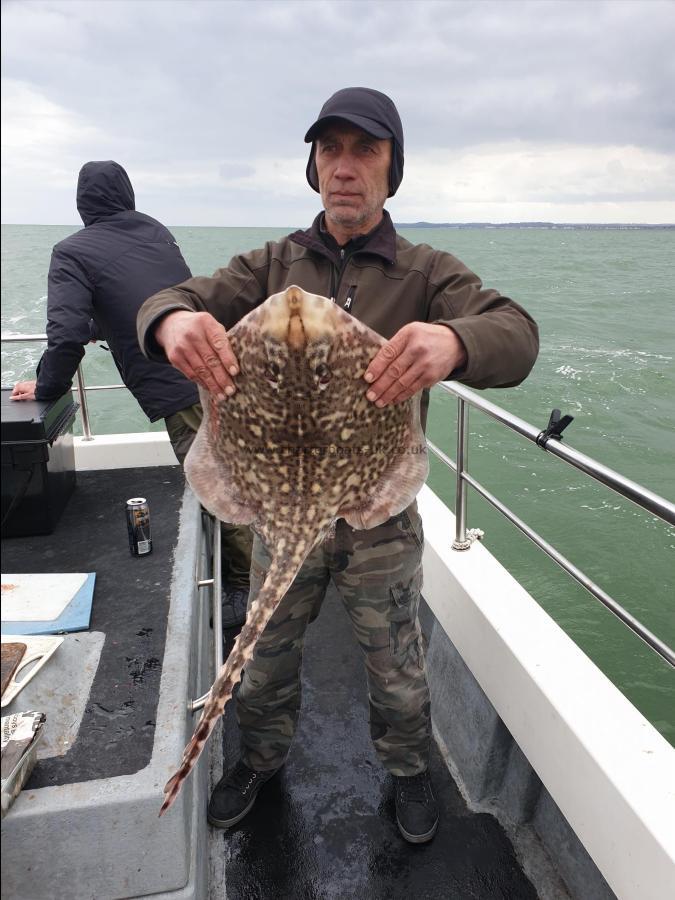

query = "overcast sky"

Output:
[[2, 0, 674, 225]]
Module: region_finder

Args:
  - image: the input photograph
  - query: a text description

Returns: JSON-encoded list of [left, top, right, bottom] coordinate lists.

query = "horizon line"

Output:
[[1, 220, 674, 229]]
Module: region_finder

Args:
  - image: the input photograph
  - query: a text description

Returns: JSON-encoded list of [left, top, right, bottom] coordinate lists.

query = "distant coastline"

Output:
[[395, 221, 674, 230], [2, 221, 674, 230]]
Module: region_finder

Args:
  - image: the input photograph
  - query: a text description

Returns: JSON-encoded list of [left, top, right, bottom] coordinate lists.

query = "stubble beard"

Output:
[[324, 194, 384, 234]]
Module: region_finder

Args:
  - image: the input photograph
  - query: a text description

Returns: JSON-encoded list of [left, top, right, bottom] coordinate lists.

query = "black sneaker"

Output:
[[208, 760, 278, 828], [393, 771, 439, 843], [221, 586, 249, 628]]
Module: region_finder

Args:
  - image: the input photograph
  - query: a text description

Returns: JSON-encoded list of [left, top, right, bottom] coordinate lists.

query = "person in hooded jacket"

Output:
[[11, 160, 253, 626]]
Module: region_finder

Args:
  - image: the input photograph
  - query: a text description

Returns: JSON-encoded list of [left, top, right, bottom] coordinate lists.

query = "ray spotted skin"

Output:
[[159, 286, 428, 816]]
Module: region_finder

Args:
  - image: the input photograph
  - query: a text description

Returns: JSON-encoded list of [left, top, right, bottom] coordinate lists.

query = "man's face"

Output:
[[315, 124, 392, 238]]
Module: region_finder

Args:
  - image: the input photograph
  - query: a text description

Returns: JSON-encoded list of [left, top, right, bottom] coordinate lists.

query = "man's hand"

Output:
[[10, 380, 37, 401], [154, 310, 239, 397], [364, 322, 467, 406]]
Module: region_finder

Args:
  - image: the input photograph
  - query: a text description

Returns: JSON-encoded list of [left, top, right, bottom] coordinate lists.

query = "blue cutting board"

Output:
[[1, 573, 96, 635]]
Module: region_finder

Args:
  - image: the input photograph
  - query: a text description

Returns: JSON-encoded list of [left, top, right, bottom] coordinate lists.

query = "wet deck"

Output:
[[2, 461, 539, 898], [1, 464, 186, 786], [215, 585, 538, 899]]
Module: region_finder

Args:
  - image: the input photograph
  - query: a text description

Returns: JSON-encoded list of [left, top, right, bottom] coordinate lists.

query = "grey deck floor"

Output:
[[2, 463, 538, 898], [1, 465, 186, 786], [214, 584, 539, 900]]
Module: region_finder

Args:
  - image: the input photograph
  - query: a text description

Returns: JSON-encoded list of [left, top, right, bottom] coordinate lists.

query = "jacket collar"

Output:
[[289, 210, 397, 265]]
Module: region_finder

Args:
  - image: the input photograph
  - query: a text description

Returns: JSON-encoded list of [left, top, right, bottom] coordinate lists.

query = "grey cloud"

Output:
[[2, 0, 674, 224], [3, 0, 674, 162], [543, 189, 675, 204], [219, 162, 256, 181]]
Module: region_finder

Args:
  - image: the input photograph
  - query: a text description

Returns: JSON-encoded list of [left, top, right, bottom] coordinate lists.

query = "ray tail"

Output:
[[159, 540, 319, 816]]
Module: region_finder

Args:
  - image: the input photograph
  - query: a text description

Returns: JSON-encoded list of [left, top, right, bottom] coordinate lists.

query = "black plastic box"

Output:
[[1, 389, 78, 537]]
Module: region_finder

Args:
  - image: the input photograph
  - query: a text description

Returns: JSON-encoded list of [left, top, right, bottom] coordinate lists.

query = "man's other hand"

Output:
[[10, 380, 37, 401], [364, 322, 468, 406], [154, 310, 239, 398]]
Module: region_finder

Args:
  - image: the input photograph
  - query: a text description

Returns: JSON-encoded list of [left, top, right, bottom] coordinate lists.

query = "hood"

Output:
[[76, 160, 135, 226]]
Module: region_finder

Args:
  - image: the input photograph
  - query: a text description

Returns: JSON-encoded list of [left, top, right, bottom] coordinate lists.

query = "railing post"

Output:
[[189, 513, 224, 712], [212, 519, 224, 675], [452, 398, 469, 549], [75, 364, 93, 441]]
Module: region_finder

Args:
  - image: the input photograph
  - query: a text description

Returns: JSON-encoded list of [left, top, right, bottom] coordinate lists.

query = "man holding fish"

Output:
[[138, 87, 539, 843]]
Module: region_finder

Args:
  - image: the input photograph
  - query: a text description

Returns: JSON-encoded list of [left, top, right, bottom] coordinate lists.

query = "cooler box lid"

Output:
[[0, 390, 79, 444]]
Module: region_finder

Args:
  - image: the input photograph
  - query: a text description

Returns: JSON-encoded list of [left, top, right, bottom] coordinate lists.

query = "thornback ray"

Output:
[[159, 285, 428, 816]]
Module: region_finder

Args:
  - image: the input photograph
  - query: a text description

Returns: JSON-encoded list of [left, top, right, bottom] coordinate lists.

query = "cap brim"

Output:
[[304, 113, 392, 143]]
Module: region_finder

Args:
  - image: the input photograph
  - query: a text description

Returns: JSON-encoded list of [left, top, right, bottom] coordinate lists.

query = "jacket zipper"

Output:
[[330, 248, 347, 302], [332, 247, 360, 309]]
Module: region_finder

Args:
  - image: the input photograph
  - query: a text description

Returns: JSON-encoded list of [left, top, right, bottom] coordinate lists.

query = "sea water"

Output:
[[2, 223, 674, 744]]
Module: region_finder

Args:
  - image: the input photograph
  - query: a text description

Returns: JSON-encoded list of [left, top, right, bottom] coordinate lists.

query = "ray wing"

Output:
[[160, 286, 428, 815]]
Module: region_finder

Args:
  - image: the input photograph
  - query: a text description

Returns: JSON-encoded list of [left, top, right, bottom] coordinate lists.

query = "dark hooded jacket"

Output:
[[35, 160, 198, 420]]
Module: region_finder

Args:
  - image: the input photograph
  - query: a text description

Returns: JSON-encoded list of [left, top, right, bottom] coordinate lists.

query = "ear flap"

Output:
[[306, 144, 320, 193], [387, 141, 404, 197]]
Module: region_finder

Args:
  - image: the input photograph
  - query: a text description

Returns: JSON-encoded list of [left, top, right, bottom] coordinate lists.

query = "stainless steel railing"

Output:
[[3, 331, 225, 705], [2, 332, 124, 441], [189, 511, 223, 712], [427, 382, 675, 668], [4, 332, 673, 667]]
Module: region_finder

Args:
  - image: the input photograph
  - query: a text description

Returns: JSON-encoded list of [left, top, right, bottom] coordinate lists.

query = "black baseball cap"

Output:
[[304, 87, 404, 197]]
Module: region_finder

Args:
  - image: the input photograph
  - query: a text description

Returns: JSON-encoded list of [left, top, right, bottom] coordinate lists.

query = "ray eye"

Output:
[[315, 363, 331, 385], [264, 362, 281, 381]]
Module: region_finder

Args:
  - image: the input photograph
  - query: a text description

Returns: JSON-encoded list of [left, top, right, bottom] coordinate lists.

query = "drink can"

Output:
[[126, 497, 152, 556]]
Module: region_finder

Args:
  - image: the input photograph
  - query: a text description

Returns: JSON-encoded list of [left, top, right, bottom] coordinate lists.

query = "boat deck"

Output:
[[2, 465, 186, 787], [1, 464, 539, 899], [215, 582, 539, 900]]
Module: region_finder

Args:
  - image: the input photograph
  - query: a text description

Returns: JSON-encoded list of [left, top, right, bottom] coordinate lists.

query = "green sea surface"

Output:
[[2, 223, 674, 744]]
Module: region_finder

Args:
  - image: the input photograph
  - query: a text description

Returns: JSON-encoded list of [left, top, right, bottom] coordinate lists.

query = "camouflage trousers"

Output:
[[236, 504, 431, 776]]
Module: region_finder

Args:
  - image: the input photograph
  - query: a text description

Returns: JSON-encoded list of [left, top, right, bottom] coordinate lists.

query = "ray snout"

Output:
[[262, 285, 338, 348]]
